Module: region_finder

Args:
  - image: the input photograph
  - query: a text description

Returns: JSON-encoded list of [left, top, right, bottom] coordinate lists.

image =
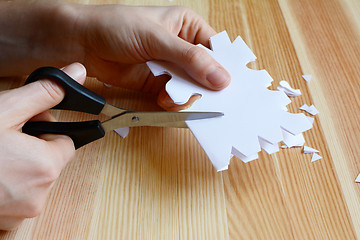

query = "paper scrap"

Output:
[[311, 153, 322, 162], [300, 104, 319, 116], [277, 80, 302, 97], [302, 75, 311, 82], [303, 146, 319, 154], [114, 127, 129, 138], [356, 173, 360, 183], [306, 116, 315, 124], [147, 31, 313, 171], [259, 137, 279, 154], [103, 83, 113, 88], [282, 130, 305, 148]]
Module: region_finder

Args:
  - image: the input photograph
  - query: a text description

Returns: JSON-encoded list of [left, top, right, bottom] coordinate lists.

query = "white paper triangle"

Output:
[[302, 75, 311, 82], [311, 153, 322, 162], [303, 146, 319, 154], [355, 173, 360, 183], [114, 127, 129, 138]]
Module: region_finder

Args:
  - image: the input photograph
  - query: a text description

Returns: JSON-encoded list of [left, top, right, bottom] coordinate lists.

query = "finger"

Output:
[[29, 111, 56, 122], [39, 134, 75, 168], [152, 30, 230, 91], [0, 216, 24, 231], [157, 87, 201, 111], [4, 63, 86, 125], [86, 58, 151, 91], [177, 9, 217, 48]]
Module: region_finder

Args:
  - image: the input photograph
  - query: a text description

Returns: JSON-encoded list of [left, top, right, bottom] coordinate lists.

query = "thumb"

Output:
[[5, 63, 86, 125], [154, 32, 231, 90]]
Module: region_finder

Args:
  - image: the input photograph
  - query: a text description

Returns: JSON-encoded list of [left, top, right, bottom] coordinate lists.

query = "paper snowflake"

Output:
[[147, 31, 313, 171]]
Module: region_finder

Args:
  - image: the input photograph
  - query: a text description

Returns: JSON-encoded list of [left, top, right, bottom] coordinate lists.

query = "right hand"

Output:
[[0, 63, 86, 231]]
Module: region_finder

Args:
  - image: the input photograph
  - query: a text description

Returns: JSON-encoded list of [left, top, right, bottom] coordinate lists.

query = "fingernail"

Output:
[[62, 63, 86, 80], [206, 66, 230, 88]]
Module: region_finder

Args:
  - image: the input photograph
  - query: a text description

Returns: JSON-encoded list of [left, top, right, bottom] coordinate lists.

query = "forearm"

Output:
[[0, 1, 84, 76]]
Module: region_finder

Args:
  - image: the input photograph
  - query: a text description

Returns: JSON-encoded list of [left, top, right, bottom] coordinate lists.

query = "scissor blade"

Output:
[[101, 111, 223, 132]]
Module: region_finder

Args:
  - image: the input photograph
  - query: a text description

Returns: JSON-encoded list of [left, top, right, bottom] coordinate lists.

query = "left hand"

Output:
[[0, 2, 230, 110], [76, 4, 230, 95]]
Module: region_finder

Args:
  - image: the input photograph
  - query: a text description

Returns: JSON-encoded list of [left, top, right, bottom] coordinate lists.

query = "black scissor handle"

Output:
[[25, 66, 106, 115], [22, 120, 105, 149], [23, 67, 107, 148]]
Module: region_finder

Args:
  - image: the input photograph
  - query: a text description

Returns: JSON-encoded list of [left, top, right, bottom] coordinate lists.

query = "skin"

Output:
[[0, 1, 230, 230]]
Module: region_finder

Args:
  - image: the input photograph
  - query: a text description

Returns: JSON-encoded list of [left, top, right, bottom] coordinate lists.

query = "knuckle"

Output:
[[40, 166, 60, 184], [36, 158, 61, 184], [173, 5, 193, 15], [183, 46, 211, 79], [36, 80, 64, 104], [178, 6, 200, 21], [23, 201, 43, 218], [183, 46, 207, 66], [0, 221, 23, 231]]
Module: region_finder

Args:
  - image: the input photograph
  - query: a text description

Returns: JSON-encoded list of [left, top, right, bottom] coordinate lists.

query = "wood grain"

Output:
[[1, 0, 359, 239]]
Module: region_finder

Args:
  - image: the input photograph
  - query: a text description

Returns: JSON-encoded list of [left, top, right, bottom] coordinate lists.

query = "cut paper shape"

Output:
[[281, 130, 305, 148], [300, 104, 319, 116], [311, 153, 322, 162], [258, 137, 279, 154], [303, 146, 319, 154], [277, 80, 302, 97], [114, 127, 129, 138], [306, 116, 315, 125], [356, 173, 360, 183], [147, 31, 313, 171], [302, 75, 311, 82]]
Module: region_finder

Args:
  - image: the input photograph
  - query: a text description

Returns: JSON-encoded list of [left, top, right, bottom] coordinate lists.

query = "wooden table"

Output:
[[1, 0, 360, 239]]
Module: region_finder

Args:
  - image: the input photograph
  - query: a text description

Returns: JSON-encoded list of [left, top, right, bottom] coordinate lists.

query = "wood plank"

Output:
[[209, 0, 357, 239], [0, 0, 359, 239], [83, 1, 229, 239], [279, 0, 360, 238]]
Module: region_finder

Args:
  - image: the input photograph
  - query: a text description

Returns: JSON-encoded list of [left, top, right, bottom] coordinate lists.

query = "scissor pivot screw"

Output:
[[132, 116, 140, 122]]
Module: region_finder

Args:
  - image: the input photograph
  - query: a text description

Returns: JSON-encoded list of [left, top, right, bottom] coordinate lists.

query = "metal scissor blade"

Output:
[[101, 111, 223, 132]]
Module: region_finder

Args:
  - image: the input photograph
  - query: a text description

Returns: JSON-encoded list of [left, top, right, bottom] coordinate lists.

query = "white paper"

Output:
[[300, 104, 319, 116], [147, 31, 313, 171], [311, 153, 322, 162], [258, 137, 279, 154], [306, 116, 315, 125], [355, 173, 360, 183], [281, 130, 305, 148], [303, 146, 319, 154], [277, 80, 302, 97], [302, 75, 311, 82], [114, 127, 129, 138]]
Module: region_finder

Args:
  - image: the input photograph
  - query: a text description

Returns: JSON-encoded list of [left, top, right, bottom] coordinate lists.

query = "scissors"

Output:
[[22, 67, 223, 149]]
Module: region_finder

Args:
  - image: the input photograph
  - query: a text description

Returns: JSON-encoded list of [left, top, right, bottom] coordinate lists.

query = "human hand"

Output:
[[0, 63, 86, 231], [75, 4, 231, 110], [0, 2, 230, 110]]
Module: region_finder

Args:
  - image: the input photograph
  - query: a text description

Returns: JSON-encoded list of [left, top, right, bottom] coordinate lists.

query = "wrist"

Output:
[[28, 1, 86, 71], [0, 1, 85, 76]]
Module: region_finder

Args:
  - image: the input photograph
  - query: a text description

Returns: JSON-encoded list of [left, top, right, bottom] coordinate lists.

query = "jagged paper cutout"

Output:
[[147, 31, 313, 171]]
